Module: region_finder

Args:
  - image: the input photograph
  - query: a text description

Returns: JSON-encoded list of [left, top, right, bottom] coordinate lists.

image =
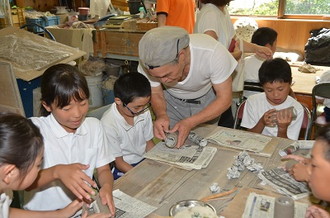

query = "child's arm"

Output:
[[96, 164, 115, 217], [247, 109, 277, 134], [27, 163, 97, 200], [145, 139, 155, 152], [9, 199, 83, 218], [114, 157, 133, 173]]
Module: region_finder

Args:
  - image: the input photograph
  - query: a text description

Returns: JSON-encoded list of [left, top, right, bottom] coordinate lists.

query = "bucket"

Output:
[[78, 7, 90, 15], [85, 74, 103, 108], [128, 0, 141, 14]]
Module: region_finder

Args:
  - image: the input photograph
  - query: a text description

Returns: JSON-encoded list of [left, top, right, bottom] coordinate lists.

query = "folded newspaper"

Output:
[[112, 189, 157, 218], [258, 168, 310, 200], [206, 128, 272, 153], [242, 192, 308, 218], [144, 141, 217, 170]]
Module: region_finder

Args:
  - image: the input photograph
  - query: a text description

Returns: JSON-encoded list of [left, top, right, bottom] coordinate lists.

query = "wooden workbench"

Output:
[[113, 124, 304, 217], [291, 64, 330, 109]]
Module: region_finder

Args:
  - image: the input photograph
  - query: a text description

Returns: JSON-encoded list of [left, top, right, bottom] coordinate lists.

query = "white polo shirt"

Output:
[[101, 103, 154, 164], [0, 189, 12, 218], [241, 93, 304, 140], [23, 114, 114, 211]]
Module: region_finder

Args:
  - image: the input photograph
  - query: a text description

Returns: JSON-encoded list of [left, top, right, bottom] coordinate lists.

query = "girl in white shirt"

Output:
[[23, 64, 115, 217], [0, 113, 83, 217]]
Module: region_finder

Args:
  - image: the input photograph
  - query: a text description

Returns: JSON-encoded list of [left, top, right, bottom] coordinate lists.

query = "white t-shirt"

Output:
[[101, 103, 154, 164], [244, 55, 264, 82], [23, 114, 114, 211], [138, 34, 237, 100], [0, 189, 12, 218], [241, 93, 304, 140], [194, 4, 235, 49]]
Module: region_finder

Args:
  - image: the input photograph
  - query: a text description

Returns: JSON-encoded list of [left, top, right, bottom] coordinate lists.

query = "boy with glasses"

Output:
[[101, 73, 154, 179]]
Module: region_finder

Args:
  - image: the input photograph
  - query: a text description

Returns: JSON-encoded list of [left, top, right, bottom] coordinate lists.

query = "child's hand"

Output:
[[305, 205, 330, 218], [82, 211, 113, 218], [55, 163, 97, 200], [277, 107, 293, 128], [99, 184, 116, 217], [282, 155, 310, 182], [58, 199, 83, 217], [263, 109, 277, 127]]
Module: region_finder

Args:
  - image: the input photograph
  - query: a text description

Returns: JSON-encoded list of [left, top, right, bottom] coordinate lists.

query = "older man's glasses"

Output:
[[147, 39, 180, 70], [123, 103, 151, 116]]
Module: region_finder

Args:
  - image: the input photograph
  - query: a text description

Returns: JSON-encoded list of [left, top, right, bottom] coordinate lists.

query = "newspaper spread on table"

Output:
[[258, 168, 310, 200], [206, 128, 272, 153], [113, 189, 157, 218], [242, 192, 308, 218], [143, 141, 217, 170]]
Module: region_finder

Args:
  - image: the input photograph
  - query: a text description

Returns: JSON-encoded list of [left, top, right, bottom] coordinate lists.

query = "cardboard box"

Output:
[[46, 26, 94, 59], [93, 29, 144, 57]]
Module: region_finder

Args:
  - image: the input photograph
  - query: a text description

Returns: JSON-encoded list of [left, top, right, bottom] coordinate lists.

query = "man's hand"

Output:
[[55, 163, 97, 200], [169, 119, 194, 148], [153, 114, 170, 140], [255, 45, 273, 60]]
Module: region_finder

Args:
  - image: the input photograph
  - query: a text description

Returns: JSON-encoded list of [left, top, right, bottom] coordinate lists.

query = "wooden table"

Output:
[[113, 125, 300, 217], [291, 64, 330, 109]]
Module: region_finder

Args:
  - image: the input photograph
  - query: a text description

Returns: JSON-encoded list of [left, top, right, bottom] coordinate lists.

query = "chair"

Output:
[[307, 83, 330, 139], [233, 100, 312, 140], [242, 81, 264, 101], [233, 100, 246, 129]]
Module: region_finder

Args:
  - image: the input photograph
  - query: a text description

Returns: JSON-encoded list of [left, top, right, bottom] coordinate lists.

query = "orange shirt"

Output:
[[156, 0, 196, 34]]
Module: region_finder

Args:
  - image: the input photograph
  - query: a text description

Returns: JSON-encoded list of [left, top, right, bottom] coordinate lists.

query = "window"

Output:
[[228, 0, 330, 19]]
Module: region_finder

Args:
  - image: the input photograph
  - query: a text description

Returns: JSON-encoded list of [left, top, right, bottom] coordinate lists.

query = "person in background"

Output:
[[194, 0, 273, 127], [241, 58, 304, 140], [0, 113, 84, 217], [23, 64, 115, 217], [156, 0, 196, 33], [138, 26, 237, 148], [243, 27, 278, 98], [101, 73, 154, 180]]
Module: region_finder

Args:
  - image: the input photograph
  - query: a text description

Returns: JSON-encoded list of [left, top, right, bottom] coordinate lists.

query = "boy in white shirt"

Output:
[[101, 73, 154, 179], [241, 58, 304, 140]]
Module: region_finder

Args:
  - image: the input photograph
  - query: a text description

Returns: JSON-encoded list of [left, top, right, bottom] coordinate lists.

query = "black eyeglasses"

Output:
[[123, 103, 151, 116], [147, 39, 180, 70]]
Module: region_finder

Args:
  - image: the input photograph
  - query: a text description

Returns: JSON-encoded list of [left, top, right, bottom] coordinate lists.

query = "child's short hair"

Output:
[[0, 113, 43, 177], [114, 73, 151, 105], [316, 125, 330, 161], [259, 58, 292, 85], [40, 64, 90, 116], [251, 27, 278, 46]]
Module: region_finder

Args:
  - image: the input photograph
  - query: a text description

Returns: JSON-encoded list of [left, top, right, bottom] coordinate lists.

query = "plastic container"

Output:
[[78, 7, 90, 15], [85, 74, 103, 108], [25, 16, 60, 33], [128, 0, 141, 15]]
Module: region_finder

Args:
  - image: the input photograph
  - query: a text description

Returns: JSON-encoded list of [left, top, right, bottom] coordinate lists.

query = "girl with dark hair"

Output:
[[23, 64, 115, 217], [0, 113, 83, 217]]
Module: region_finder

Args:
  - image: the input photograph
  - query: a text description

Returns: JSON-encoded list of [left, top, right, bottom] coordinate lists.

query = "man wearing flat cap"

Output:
[[138, 26, 237, 148]]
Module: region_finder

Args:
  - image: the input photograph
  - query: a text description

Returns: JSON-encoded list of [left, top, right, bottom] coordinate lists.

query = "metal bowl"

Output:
[[169, 199, 216, 216]]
